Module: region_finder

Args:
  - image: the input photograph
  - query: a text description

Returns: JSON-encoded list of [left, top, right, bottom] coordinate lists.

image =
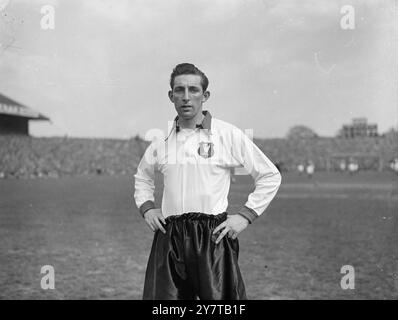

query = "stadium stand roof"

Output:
[[0, 93, 50, 120]]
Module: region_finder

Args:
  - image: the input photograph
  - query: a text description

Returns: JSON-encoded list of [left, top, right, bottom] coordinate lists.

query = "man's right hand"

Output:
[[143, 208, 166, 234]]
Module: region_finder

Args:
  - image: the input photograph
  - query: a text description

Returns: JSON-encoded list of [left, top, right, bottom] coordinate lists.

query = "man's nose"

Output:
[[182, 88, 190, 101]]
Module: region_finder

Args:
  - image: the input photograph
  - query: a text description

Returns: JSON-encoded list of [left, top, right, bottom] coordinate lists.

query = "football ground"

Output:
[[0, 172, 397, 299]]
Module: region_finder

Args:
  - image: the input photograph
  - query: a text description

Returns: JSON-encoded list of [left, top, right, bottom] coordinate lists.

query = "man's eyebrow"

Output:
[[173, 85, 201, 90]]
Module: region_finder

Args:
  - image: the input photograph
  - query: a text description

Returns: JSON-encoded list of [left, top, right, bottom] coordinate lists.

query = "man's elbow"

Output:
[[273, 170, 282, 189]]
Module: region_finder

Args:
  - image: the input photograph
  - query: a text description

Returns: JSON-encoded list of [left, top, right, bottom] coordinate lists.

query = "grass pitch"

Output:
[[0, 172, 397, 299]]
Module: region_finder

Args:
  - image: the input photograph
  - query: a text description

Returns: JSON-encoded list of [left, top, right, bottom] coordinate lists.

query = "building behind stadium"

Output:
[[338, 118, 378, 138], [0, 93, 50, 135]]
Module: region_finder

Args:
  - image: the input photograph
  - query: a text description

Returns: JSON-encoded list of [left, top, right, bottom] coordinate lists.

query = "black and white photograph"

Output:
[[0, 0, 397, 304]]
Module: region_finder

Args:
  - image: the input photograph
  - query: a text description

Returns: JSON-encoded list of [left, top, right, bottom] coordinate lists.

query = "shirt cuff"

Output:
[[139, 200, 155, 217], [238, 205, 258, 224]]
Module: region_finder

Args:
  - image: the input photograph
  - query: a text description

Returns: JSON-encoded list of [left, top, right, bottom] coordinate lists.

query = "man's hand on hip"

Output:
[[144, 208, 166, 234], [213, 214, 249, 244]]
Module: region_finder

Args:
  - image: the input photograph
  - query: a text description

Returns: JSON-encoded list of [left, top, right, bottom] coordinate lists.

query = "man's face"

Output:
[[168, 74, 210, 120]]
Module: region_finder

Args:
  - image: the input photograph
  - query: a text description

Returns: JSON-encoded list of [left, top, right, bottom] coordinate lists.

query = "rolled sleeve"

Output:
[[139, 200, 156, 217], [238, 205, 259, 224]]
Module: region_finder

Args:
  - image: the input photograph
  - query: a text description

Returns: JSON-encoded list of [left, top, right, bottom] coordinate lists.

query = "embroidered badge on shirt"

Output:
[[198, 142, 214, 159]]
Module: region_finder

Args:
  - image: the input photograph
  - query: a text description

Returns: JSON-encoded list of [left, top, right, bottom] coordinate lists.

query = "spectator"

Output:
[[392, 158, 398, 174], [348, 159, 359, 175], [297, 163, 304, 175], [306, 161, 315, 178], [339, 160, 346, 172]]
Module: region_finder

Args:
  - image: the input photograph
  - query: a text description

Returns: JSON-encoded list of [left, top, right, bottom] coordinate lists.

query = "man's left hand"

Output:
[[213, 214, 249, 244]]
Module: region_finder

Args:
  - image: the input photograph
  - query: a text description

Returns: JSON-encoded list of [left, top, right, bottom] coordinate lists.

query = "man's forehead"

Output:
[[173, 74, 202, 87]]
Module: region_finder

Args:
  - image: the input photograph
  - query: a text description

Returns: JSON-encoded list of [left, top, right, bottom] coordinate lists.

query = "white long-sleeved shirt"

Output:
[[134, 110, 281, 223]]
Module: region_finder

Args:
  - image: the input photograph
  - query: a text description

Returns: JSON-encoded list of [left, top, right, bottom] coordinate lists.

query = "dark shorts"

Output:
[[143, 212, 247, 300]]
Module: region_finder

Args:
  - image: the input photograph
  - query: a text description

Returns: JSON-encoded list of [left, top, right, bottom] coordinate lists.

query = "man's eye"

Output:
[[174, 88, 184, 93], [189, 88, 200, 93]]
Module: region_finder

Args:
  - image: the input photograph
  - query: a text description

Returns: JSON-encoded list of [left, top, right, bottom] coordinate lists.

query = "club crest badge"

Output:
[[197, 142, 214, 159]]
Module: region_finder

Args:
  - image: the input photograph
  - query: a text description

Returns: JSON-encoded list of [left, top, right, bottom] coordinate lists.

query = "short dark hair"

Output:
[[170, 63, 209, 92]]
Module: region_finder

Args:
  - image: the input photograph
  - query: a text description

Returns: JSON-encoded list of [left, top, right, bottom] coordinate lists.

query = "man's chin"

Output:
[[178, 111, 194, 119]]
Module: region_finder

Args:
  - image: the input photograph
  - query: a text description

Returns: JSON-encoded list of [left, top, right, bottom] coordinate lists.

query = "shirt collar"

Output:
[[174, 110, 212, 133]]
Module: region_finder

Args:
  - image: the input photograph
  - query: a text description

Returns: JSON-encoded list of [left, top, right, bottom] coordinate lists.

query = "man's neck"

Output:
[[178, 111, 204, 130]]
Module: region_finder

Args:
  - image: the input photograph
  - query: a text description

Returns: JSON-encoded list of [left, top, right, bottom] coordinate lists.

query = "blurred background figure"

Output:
[[389, 159, 394, 171], [339, 159, 346, 172], [390, 158, 398, 174], [297, 163, 304, 175], [306, 160, 315, 179], [348, 158, 359, 175]]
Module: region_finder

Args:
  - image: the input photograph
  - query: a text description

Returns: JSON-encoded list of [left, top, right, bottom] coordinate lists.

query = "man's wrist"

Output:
[[238, 206, 258, 224], [139, 200, 155, 217]]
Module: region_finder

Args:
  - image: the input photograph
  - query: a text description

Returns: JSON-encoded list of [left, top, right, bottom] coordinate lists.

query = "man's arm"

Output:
[[134, 142, 157, 215], [134, 141, 166, 233], [214, 128, 281, 243], [232, 128, 282, 223]]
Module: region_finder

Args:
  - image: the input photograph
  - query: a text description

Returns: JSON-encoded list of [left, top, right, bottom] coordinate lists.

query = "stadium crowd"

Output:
[[0, 133, 397, 179], [255, 134, 398, 172], [0, 135, 147, 179]]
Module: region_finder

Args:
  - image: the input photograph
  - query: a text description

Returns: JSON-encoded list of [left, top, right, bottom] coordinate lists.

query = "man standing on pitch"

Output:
[[134, 63, 281, 300]]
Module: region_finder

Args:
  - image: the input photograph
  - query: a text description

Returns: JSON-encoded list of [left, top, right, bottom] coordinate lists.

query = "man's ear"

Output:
[[202, 91, 210, 103], [168, 90, 174, 103]]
